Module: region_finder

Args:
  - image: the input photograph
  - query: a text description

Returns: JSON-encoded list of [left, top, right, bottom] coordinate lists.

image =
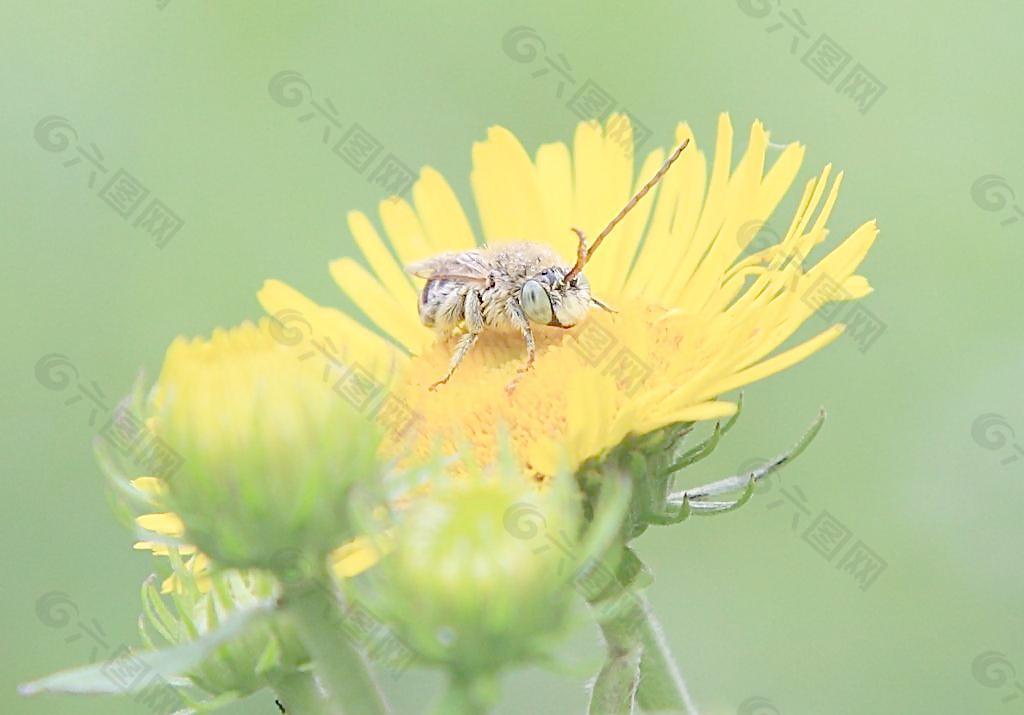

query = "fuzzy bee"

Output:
[[407, 137, 690, 391]]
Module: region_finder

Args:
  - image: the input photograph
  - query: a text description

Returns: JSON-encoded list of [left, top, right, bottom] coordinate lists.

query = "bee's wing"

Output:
[[405, 251, 491, 285]]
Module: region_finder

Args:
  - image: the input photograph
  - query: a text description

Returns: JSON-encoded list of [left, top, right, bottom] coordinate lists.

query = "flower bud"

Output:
[[147, 320, 384, 572], [373, 466, 582, 674], [139, 555, 307, 700]]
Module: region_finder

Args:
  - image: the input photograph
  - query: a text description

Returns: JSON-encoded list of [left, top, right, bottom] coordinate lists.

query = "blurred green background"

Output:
[[4, 1, 1023, 713]]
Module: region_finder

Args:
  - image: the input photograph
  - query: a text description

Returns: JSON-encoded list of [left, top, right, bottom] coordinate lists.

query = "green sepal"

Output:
[[142, 575, 180, 643], [660, 393, 743, 478], [253, 636, 283, 676]]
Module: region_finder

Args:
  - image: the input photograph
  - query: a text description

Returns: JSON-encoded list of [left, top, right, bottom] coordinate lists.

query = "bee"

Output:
[[406, 137, 690, 391]]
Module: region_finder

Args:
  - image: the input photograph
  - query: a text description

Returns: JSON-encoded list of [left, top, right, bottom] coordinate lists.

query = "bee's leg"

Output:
[[504, 302, 536, 393], [429, 289, 483, 391]]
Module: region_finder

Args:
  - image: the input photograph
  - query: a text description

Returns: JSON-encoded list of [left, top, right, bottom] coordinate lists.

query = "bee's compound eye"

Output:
[[521, 279, 553, 324]]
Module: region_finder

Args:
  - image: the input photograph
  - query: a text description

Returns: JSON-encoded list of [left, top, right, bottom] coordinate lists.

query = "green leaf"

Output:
[[19, 599, 275, 697]]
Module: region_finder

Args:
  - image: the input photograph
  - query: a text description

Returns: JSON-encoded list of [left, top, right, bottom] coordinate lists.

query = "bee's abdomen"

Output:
[[419, 279, 461, 329]]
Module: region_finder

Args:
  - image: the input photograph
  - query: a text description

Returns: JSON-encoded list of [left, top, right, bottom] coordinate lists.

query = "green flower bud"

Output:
[[147, 320, 384, 572], [372, 466, 582, 676]]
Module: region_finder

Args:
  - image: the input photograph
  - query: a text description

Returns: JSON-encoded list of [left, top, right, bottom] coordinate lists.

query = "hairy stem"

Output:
[[635, 595, 698, 714], [587, 552, 697, 714], [588, 637, 642, 715], [281, 579, 390, 715], [273, 671, 332, 715], [588, 584, 645, 715]]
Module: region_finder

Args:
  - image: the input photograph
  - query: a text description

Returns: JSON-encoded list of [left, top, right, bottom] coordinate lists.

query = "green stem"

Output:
[[588, 637, 642, 715], [434, 672, 498, 715], [273, 670, 333, 715], [586, 557, 696, 714], [588, 586, 644, 715], [635, 594, 697, 714], [282, 580, 390, 715]]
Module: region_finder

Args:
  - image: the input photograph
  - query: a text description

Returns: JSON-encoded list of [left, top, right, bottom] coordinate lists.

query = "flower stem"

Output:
[[634, 594, 698, 714], [588, 637, 642, 715], [273, 671, 332, 715], [588, 583, 645, 715], [587, 559, 696, 714], [434, 672, 498, 715], [281, 580, 390, 715]]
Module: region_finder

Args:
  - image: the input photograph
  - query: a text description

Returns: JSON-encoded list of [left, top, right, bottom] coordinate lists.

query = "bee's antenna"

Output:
[[565, 137, 690, 282]]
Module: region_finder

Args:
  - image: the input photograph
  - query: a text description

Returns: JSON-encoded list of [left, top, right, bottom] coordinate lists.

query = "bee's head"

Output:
[[520, 267, 612, 328]]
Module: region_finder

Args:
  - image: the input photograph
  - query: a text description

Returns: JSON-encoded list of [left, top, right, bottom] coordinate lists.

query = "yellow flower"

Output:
[[128, 320, 391, 581], [141, 114, 861, 583], [260, 113, 876, 480]]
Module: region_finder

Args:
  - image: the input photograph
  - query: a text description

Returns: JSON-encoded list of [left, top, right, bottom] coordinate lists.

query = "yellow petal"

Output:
[[590, 114, 643, 297], [670, 400, 738, 423], [378, 198, 434, 267], [133, 541, 198, 556], [701, 325, 846, 398], [842, 275, 873, 299], [472, 126, 547, 244], [330, 535, 392, 578], [413, 167, 477, 252], [136, 512, 185, 537], [535, 141, 575, 259], [130, 477, 166, 496], [329, 258, 431, 353], [347, 210, 417, 307], [669, 112, 734, 305], [258, 278, 405, 373]]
